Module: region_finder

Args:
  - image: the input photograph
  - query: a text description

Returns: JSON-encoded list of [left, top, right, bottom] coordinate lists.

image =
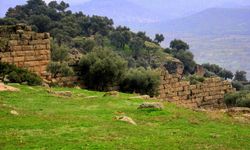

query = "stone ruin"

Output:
[[158, 61, 235, 109], [0, 24, 50, 77]]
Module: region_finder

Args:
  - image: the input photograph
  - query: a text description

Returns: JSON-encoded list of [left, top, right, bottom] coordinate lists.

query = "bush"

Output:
[[47, 62, 74, 78], [120, 67, 160, 97], [0, 62, 42, 86], [224, 91, 250, 108], [232, 81, 244, 91], [79, 49, 127, 91], [184, 75, 205, 85]]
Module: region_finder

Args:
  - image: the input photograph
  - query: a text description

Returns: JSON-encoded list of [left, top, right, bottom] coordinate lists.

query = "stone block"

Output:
[[34, 44, 46, 50], [22, 45, 34, 51]]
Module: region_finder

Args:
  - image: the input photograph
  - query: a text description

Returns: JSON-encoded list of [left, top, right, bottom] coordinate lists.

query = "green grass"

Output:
[[0, 84, 249, 150]]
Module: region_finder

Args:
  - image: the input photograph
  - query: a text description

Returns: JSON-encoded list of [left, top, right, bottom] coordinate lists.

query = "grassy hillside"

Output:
[[0, 84, 249, 149]]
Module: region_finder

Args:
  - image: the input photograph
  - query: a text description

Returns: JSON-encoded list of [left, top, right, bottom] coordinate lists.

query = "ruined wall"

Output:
[[0, 24, 50, 76], [158, 68, 235, 109]]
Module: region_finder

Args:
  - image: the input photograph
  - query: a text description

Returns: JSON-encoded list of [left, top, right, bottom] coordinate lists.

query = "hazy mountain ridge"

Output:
[[149, 7, 250, 35]]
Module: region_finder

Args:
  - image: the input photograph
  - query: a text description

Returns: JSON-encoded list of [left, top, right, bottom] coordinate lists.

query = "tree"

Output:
[[218, 69, 234, 80], [56, 1, 69, 12], [174, 50, 196, 74], [154, 34, 165, 44], [79, 49, 127, 91], [29, 15, 51, 32], [170, 39, 189, 51], [47, 62, 73, 78], [129, 37, 144, 59], [51, 42, 69, 62], [234, 71, 248, 82]]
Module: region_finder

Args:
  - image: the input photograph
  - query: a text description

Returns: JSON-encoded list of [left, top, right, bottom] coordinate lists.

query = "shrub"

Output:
[[244, 85, 250, 91], [0, 62, 42, 86], [120, 67, 160, 97], [224, 91, 250, 108], [185, 75, 205, 85], [47, 62, 74, 78], [232, 81, 244, 91], [79, 49, 127, 91]]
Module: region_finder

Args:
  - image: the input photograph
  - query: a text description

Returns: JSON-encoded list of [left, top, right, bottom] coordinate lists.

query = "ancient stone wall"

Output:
[[158, 69, 235, 109], [0, 24, 50, 76]]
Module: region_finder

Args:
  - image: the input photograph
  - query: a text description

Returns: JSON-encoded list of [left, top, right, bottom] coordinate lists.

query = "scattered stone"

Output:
[[130, 95, 151, 100], [0, 83, 20, 92], [103, 91, 119, 97], [227, 107, 250, 114], [242, 114, 250, 119], [115, 116, 137, 125], [48, 90, 72, 97], [138, 102, 164, 110], [42, 82, 50, 88], [10, 110, 19, 116], [84, 96, 98, 99]]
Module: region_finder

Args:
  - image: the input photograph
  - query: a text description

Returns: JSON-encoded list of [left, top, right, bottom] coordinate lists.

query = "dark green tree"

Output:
[[79, 49, 127, 91], [234, 71, 248, 82], [170, 39, 189, 51], [154, 34, 165, 44]]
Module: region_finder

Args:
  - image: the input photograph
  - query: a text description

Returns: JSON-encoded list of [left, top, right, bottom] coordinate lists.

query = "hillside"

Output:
[[71, 0, 161, 29], [156, 7, 250, 35], [0, 84, 250, 149]]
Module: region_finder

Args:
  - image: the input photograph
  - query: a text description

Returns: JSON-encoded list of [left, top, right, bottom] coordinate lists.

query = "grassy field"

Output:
[[0, 84, 249, 150]]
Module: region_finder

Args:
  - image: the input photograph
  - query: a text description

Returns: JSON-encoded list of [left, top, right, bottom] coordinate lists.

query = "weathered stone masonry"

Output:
[[158, 67, 235, 109], [0, 24, 50, 76]]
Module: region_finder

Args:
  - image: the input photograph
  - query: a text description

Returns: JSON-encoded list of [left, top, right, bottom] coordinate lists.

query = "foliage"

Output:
[[51, 42, 69, 62], [120, 67, 160, 97], [47, 62, 74, 78], [170, 39, 189, 51], [234, 70, 248, 82], [174, 50, 196, 74], [72, 37, 96, 53], [202, 63, 234, 79], [0, 62, 42, 85], [79, 49, 127, 91], [225, 91, 250, 108], [184, 75, 205, 85], [232, 81, 244, 91], [154, 34, 165, 44]]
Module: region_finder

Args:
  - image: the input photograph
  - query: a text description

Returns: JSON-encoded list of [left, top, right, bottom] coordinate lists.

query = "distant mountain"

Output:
[[70, 0, 161, 30], [155, 7, 250, 35]]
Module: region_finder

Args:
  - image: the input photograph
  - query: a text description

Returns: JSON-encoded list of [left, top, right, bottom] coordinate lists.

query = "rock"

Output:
[[115, 116, 137, 125], [84, 96, 98, 99], [10, 110, 19, 116], [42, 82, 50, 88], [0, 83, 20, 92], [130, 95, 151, 100], [103, 91, 119, 97], [242, 114, 250, 119], [48, 90, 72, 97], [227, 107, 250, 114], [138, 102, 164, 110], [195, 65, 205, 77]]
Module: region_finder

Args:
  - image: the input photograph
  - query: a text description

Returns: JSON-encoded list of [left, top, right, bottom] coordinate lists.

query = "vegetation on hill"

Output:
[[0, 0, 249, 97], [0, 62, 42, 86], [0, 84, 249, 149]]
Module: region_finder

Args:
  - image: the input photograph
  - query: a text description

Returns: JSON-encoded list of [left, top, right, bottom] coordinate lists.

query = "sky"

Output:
[[1, 0, 250, 17]]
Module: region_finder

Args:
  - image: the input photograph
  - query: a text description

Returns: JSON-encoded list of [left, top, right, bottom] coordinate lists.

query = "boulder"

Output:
[[10, 110, 19, 116], [103, 91, 119, 97], [48, 90, 72, 97], [138, 102, 164, 110], [0, 83, 20, 92], [115, 116, 137, 125], [227, 107, 250, 114]]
